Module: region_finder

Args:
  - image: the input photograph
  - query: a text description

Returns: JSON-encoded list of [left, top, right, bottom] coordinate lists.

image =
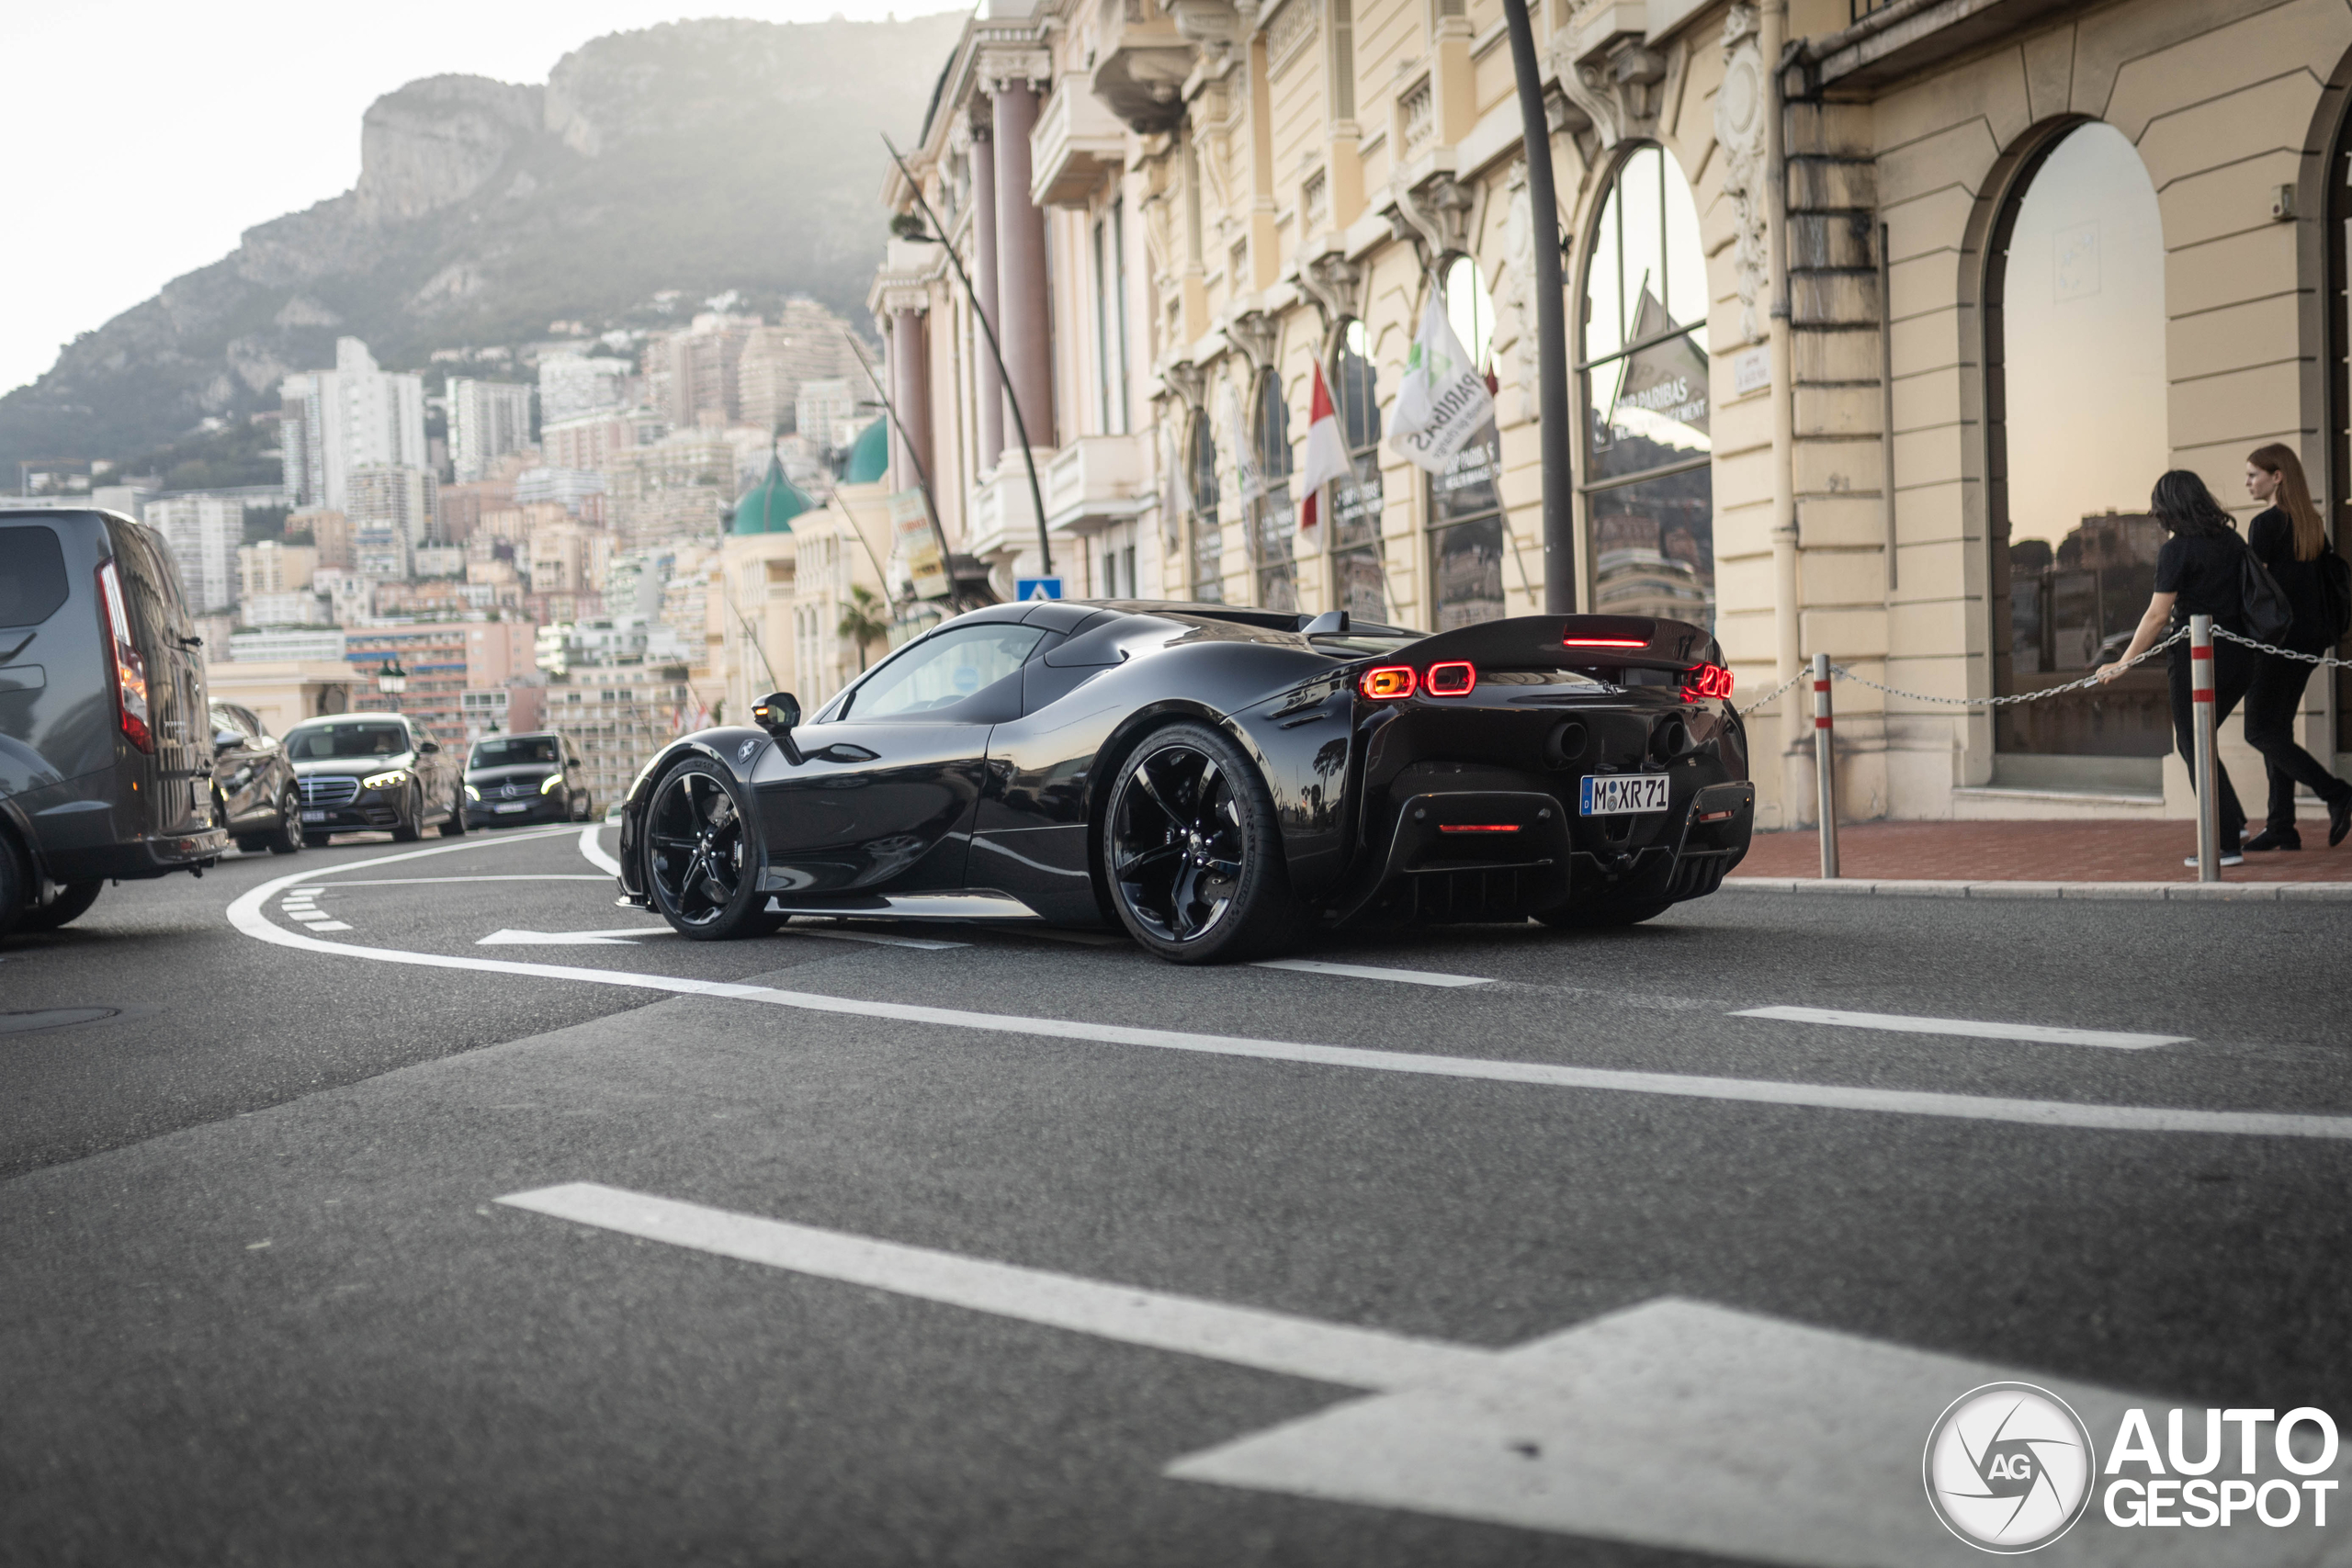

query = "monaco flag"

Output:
[[1295, 360, 1351, 530]]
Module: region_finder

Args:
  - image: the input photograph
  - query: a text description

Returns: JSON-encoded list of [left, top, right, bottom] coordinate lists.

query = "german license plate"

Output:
[[495, 802, 529, 813], [300, 809, 328, 822], [1579, 775, 1670, 815]]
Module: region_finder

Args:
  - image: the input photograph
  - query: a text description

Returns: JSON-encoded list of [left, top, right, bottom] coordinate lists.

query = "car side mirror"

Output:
[[214, 730, 243, 750], [418, 740, 440, 754], [752, 692, 804, 766]]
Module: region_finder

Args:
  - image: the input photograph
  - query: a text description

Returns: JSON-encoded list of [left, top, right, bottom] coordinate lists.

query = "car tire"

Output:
[[644, 758, 782, 941], [1101, 720, 1300, 964], [19, 879, 102, 932], [390, 784, 424, 842], [440, 786, 468, 837], [267, 788, 305, 854], [1537, 898, 1673, 929], [572, 791, 594, 823], [0, 831, 28, 941]]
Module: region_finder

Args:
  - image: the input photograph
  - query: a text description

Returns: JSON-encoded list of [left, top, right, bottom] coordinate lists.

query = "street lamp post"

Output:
[[376, 658, 409, 715]]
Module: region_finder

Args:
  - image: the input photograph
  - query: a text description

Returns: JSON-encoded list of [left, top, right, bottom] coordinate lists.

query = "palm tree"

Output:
[[837, 583, 889, 671]]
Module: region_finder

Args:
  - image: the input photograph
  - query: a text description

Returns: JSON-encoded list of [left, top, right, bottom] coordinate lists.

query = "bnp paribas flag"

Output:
[[1611, 286, 1710, 439], [1388, 294, 1495, 474]]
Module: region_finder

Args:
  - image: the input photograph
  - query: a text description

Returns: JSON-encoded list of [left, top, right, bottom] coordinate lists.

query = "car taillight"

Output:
[[1358, 665, 1417, 700], [1563, 637, 1648, 649], [1680, 662, 1735, 702], [1425, 660, 1476, 696], [96, 558, 153, 753]]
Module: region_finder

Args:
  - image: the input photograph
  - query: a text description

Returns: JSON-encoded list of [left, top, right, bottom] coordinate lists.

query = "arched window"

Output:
[[1185, 410, 1223, 602], [1428, 255, 1505, 630], [1250, 367, 1297, 610], [1329, 319, 1386, 619], [1580, 144, 1712, 628], [1984, 121, 2168, 770]]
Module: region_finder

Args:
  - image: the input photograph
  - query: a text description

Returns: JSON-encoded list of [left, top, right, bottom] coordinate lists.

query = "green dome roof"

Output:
[[730, 454, 812, 535], [843, 417, 889, 484]]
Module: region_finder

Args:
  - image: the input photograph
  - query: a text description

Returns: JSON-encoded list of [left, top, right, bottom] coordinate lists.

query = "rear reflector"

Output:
[[1425, 660, 1476, 696], [1438, 824, 1521, 834], [1359, 665, 1418, 699], [1563, 637, 1648, 649], [1698, 808, 1736, 823]]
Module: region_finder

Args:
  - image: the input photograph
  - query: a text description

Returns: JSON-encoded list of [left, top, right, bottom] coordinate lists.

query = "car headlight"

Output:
[[361, 768, 410, 791], [464, 784, 480, 802], [539, 773, 564, 795]]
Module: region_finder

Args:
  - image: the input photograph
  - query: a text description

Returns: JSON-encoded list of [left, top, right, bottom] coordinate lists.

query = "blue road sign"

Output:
[[1016, 577, 1063, 602]]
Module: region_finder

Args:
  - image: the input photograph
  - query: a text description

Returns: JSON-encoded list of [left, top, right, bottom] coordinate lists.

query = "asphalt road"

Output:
[[4, 825, 2350, 1566]]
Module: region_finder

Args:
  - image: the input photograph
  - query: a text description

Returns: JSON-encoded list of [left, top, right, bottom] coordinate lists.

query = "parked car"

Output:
[[209, 701, 303, 854], [0, 508, 229, 939], [464, 730, 592, 828], [283, 713, 465, 842]]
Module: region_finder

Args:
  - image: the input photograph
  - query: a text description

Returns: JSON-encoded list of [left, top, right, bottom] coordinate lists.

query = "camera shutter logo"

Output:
[[1924, 1382, 2096, 1552]]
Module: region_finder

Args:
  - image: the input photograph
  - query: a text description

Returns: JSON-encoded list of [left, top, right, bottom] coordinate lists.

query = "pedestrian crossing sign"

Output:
[[1017, 577, 1063, 602]]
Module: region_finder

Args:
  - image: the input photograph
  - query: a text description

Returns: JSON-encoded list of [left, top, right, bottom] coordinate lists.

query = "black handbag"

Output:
[[2239, 540, 2295, 645], [2316, 541, 2352, 645]]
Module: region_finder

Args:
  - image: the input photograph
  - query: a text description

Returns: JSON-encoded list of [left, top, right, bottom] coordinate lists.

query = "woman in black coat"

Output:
[[2094, 471, 2260, 865], [2237, 444, 2351, 850]]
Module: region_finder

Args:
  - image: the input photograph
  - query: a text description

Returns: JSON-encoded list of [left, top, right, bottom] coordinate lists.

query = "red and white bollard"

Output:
[[2190, 614, 2219, 883], [1814, 651, 1839, 879]]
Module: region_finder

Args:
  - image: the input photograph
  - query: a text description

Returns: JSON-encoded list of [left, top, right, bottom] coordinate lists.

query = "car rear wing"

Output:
[[1393, 615, 1722, 677]]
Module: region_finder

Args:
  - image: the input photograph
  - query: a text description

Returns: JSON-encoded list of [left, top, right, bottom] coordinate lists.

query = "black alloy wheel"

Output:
[[1102, 720, 1299, 964], [390, 783, 424, 842], [646, 759, 780, 941], [267, 787, 305, 854], [440, 785, 468, 837]]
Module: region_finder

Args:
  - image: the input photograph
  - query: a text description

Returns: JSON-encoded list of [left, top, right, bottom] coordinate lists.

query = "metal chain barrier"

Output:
[[1736, 630, 2188, 716], [2211, 626, 2352, 668]]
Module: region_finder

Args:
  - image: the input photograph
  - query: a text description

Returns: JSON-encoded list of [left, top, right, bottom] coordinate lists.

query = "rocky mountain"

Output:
[[0, 14, 964, 475]]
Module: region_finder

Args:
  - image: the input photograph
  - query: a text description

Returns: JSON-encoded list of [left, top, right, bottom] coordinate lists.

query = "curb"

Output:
[[1724, 877, 2352, 901]]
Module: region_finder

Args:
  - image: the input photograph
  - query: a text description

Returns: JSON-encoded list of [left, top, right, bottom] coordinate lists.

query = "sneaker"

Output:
[[2243, 827, 2301, 852], [2185, 852, 2245, 867]]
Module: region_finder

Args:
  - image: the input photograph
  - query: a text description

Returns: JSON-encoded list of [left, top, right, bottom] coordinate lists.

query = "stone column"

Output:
[[893, 306, 932, 492], [990, 78, 1056, 455], [970, 123, 1004, 471]]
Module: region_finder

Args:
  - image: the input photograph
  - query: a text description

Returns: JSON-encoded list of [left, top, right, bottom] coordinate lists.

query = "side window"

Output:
[[230, 705, 265, 739], [0, 526, 70, 626], [842, 625, 1048, 720]]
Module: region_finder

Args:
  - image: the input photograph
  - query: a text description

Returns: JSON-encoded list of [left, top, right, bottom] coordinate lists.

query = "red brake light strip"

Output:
[[1438, 824, 1521, 833], [1563, 637, 1649, 648]]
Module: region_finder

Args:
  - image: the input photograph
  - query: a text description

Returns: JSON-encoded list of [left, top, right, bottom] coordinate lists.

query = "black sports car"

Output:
[[614, 600, 1755, 963]]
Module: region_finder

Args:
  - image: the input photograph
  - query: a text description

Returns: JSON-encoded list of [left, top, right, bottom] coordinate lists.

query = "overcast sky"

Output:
[[0, 2, 965, 398]]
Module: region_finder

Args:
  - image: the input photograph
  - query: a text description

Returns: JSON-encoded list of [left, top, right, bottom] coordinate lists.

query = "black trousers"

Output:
[[2168, 639, 2256, 844], [2242, 651, 2351, 829]]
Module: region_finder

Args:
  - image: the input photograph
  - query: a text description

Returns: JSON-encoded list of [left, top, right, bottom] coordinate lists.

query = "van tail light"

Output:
[[1358, 665, 1418, 700], [1680, 662, 1735, 703], [1425, 660, 1476, 696], [96, 558, 153, 753]]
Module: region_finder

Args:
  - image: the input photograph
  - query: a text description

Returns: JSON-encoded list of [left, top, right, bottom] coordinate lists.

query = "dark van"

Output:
[[0, 508, 228, 937]]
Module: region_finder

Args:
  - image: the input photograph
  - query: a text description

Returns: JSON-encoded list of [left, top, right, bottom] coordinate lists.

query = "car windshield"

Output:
[[471, 737, 560, 768], [286, 722, 409, 760]]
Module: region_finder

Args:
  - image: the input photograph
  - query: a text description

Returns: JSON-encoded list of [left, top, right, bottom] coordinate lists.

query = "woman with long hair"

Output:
[[2095, 470, 2259, 864], [2238, 443, 2351, 849]]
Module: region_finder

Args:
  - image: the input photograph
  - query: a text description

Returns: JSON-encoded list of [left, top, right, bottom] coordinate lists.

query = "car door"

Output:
[[754, 620, 1048, 897], [209, 705, 267, 826]]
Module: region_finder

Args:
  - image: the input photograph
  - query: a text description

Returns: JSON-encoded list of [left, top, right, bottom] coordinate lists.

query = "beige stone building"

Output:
[[871, 0, 2352, 828]]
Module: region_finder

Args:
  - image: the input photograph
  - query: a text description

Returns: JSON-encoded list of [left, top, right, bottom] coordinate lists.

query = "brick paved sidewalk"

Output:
[[1731, 819, 2352, 883]]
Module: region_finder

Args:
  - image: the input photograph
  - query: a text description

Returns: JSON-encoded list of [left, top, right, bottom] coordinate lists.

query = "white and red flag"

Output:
[[1295, 360, 1351, 530]]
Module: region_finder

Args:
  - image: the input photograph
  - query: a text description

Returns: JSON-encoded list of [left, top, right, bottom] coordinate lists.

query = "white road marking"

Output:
[[478, 926, 676, 946], [1253, 958, 1492, 988], [577, 824, 622, 877], [499, 1183, 1478, 1389], [1732, 1005, 2190, 1050], [307, 921, 353, 931], [329, 875, 615, 886], [509, 1183, 2332, 1565], [224, 844, 2352, 1141]]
